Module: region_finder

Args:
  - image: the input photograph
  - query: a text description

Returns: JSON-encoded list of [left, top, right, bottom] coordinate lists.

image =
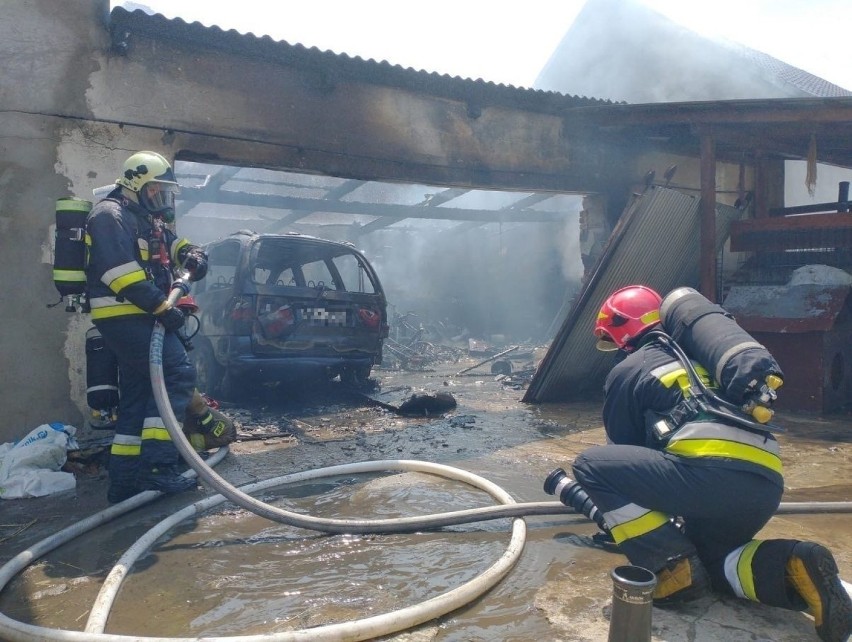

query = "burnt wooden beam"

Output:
[[178, 186, 572, 223], [769, 201, 852, 216], [565, 99, 852, 127], [730, 213, 852, 252], [699, 132, 717, 302], [435, 192, 563, 236], [415, 187, 470, 206], [269, 187, 472, 236], [260, 179, 368, 231]]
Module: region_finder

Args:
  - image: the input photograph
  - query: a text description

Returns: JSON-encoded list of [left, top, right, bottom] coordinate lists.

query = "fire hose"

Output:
[[0, 278, 850, 641]]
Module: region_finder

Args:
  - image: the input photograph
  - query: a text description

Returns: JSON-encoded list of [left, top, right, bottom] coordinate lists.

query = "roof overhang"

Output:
[[560, 97, 852, 168]]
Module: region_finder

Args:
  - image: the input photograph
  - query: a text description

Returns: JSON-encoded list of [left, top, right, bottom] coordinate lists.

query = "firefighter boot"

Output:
[[653, 553, 711, 606], [106, 457, 140, 504], [786, 541, 852, 642], [137, 464, 197, 495]]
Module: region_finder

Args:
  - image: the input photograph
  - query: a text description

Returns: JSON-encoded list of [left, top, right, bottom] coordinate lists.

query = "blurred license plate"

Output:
[[302, 307, 347, 326]]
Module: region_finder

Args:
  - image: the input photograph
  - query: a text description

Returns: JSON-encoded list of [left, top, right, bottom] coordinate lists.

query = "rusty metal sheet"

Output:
[[723, 284, 850, 333]]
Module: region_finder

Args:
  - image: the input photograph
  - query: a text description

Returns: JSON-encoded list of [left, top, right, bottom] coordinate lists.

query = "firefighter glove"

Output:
[[183, 249, 208, 282], [157, 305, 185, 332]]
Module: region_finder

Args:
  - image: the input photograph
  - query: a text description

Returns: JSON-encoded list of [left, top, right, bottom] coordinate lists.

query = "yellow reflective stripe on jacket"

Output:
[[102, 261, 148, 294], [138, 238, 150, 262], [89, 296, 146, 320], [665, 422, 783, 474], [651, 361, 713, 391], [604, 503, 670, 544], [172, 238, 191, 264]]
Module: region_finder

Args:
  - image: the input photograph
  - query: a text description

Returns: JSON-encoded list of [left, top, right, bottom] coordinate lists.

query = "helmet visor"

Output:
[[595, 333, 619, 352], [140, 182, 179, 213]]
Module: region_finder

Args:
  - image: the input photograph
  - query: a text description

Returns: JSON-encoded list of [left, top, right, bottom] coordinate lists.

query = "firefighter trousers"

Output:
[[96, 317, 196, 485], [572, 444, 806, 608]]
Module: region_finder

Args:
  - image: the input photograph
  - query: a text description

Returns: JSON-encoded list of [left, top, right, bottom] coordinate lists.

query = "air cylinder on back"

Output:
[[659, 287, 783, 412], [53, 197, 92, 297]]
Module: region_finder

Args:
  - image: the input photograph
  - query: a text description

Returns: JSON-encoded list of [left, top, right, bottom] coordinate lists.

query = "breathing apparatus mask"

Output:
[[140, 182, 179, 222]]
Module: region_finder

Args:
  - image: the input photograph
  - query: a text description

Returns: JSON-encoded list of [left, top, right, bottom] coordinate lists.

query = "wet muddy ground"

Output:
[[1, 353, 851, 641]]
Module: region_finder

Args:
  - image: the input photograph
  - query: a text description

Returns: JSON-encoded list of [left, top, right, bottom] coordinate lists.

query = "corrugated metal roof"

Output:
[[109, 7, 852, 170], [109, 7, 619, 114], [524, 187, 743, 402], [734, 45, 852, 98]]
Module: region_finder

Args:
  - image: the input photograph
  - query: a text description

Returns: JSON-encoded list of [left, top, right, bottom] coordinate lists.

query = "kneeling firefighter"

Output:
[[545, 285, 851, 642], [183, 390, 236, 451], [86, 151, 213, 504]]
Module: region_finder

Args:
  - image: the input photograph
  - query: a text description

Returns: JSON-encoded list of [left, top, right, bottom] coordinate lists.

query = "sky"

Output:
[[124, 0, 852, 93]]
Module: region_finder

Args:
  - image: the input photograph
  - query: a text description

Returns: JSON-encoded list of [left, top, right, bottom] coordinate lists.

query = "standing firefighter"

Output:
[[85, 151, 210, 503], [546, 285, 852, 642]]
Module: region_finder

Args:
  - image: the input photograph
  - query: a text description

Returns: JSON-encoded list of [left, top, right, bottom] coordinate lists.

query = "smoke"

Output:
[[534, 0, 818, 103], [176, 163, 585, 345], [357, 191, 583, 343], [558, 214, 584, 282]]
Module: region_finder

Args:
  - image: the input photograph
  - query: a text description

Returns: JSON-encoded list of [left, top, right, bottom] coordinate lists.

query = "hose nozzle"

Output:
[[544, 468, 609, 532], [167, 275, 192, 305]]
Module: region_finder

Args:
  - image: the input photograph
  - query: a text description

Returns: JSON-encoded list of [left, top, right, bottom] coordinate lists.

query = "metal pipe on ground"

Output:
[[608, 565, 657, 642]]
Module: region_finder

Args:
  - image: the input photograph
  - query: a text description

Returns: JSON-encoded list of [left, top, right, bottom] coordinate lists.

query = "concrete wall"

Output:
[[0, 1, 607, 443], [1, 1, 116, 442]]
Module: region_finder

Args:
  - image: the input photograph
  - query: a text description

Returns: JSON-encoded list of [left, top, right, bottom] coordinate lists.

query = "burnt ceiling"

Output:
[[174, 163, 583, 245]]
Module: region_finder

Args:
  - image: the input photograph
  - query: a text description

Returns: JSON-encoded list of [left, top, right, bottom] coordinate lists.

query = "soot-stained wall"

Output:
[[0, 1, 613, 442]]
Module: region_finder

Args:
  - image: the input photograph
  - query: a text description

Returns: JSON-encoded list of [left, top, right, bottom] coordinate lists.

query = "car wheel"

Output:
[[220, 372, 253, 402], [192, 341, 224, 399], [341, 365, 373, 388]]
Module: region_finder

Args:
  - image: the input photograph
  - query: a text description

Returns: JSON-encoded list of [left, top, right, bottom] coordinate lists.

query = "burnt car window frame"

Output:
[[196, 239, 241, 294]]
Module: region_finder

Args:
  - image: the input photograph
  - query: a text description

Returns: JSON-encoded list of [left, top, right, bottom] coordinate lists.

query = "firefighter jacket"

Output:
[[85, 188, 196, 322], [602, 340, 783, 487]]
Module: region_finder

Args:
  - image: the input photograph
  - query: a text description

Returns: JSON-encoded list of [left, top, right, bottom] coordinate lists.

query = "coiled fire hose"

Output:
[[0, 278, 850, 641]]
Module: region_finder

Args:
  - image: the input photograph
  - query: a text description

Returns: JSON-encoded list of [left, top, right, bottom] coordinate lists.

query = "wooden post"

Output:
[[754, 152, 769, 219], [699, 133, 717, 302]]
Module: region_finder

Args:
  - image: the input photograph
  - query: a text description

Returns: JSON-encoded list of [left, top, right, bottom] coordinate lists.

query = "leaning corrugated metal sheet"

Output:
[[524, 186, 742, 403]]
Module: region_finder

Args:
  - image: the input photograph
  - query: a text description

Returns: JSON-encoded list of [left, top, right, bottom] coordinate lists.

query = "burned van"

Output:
[[190, 231, 388, 398]]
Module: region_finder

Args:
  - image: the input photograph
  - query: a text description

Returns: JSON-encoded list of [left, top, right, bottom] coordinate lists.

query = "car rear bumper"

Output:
[[224, 353, 376, 381]]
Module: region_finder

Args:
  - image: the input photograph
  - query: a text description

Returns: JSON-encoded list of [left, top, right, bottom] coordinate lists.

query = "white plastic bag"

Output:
[[0, 422, 78, 499]]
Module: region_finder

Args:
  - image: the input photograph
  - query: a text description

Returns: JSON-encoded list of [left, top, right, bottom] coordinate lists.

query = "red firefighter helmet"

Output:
[[594, 285, 662, 352]]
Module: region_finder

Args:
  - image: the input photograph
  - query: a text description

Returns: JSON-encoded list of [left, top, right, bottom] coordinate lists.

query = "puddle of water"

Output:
[[1, 456, 598, 639], [99, 475, 534, 637]]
